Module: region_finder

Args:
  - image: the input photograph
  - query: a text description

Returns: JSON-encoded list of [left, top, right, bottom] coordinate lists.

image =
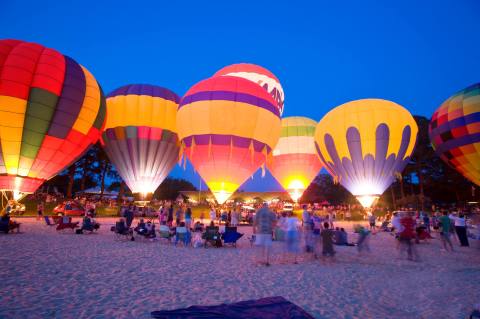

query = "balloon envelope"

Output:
[[268, 116, 322, 201], [177, 76, 282, 204], [213, 63, 284, 115], [315, 99, 418, 207], [0, 39, 106, 195], [429, 83, 480, 186], [102, 84, 180, 195]]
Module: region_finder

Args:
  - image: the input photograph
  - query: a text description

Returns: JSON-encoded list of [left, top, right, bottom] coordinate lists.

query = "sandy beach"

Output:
[[1, 218, 479, 319]]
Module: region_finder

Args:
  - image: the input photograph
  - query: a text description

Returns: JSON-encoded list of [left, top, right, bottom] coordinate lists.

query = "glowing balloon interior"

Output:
[[429, 83, 480, 186], [315, 99, 418, 208], [177, 76, 282, 204], [102, 84, 180, 195], [0, 39, 106, 197], [268, 116, 322, 201]]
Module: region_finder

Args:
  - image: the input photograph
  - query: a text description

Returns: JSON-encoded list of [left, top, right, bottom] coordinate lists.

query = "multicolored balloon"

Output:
[[213, 63, 284, 115], [0, 39, 106, 198], [268, 117, 322, 201], [177, 76, 282, 204], [429, 83, 480, 186], [315, 99, 418, 208], [102, 84, 180, 196]]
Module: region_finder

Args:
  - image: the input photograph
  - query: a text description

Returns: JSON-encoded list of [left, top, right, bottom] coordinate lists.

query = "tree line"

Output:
[[43, 115, 478, 207]]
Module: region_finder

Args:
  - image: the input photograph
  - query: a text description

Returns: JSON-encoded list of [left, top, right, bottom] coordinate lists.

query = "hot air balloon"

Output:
[[213, 63, 284, 115], [0, 39, 106, 200], [429, 83, 480, 186], [102, 84, 180, 198], [177, 76, 282, 204], [315, 99, 418, 208], [268, 116, 322, 202]]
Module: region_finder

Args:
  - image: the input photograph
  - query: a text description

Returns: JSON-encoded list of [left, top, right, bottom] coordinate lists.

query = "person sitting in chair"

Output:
[[158, 221, 172, 240], [145, 221, 156, 239], [175, 221, 190, 245], [81, 214, 100, 232], [134, 218, 147, 235], [192, 225, 204, 248], [193, 221, 204, 232], [0, 213, 19, 233]]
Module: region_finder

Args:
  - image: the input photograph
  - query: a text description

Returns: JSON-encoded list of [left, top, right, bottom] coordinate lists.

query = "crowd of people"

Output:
[[113, 203, 244, 247], [3, 196, 479, 265], [251, 204, 479, 266]]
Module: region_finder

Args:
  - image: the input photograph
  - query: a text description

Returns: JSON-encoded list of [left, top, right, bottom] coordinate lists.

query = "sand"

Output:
[[0, 218, 479, 319]]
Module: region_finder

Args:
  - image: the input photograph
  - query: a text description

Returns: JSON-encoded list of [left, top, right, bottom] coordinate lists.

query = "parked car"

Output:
[[54, 201, 85, 216]]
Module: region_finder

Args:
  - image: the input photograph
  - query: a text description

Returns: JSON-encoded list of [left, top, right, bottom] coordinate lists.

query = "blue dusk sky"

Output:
[[2, 0, 480, 191]]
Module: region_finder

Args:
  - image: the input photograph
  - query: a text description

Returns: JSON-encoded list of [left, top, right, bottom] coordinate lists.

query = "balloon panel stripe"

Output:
[[179, 90, 279, 117], [46, 56, 86, 139]]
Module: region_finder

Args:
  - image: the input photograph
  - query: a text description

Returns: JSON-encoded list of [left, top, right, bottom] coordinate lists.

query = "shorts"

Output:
[[369, 222, 375, 227], [255, 234, 272, 247]]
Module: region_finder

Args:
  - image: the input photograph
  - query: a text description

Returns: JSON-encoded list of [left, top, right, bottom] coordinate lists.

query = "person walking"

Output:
[[399, 212, 419, 261], [321, 222, 336, 258], [253, 203, 276, 266], [356, 226, 371, 253], [439, 211, 454, 251], [454, 213, 469, 247], [285, 211, 301, 263]]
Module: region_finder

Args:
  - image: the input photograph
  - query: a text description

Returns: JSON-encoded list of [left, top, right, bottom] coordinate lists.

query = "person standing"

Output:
[[124, 205, 134, 228], [37, 202, 44, 221], [368, 213, 376, 231], [231, 208, 239, 227], [301, 205, 310, 227], [209, 207, 216, 225], [175, 206, 184, 226], [158, 206, 166, 225], [167, 205, 174, 227], [285, 211, 301, 263], [422, 212, 431, 233], [439, 211, 454, 251], [253, 203, 276, 266], [391, 212, 402, 237], [185, 207, 192, 230], [454, 213, 469, 247], [345, 209, 351, 221]]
